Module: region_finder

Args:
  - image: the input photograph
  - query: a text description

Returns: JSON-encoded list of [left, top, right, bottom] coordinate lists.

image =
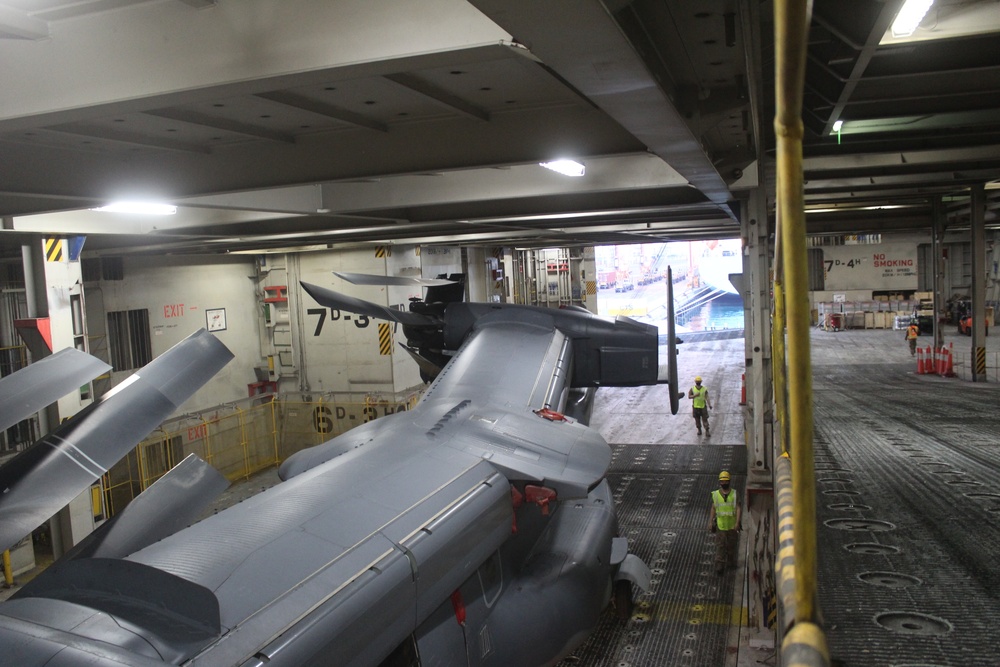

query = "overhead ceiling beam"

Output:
[[177, 0, 216, 7], [804, 167, 1000, 193], [383, 73, 491, 122], [0, 105, 644, 217], [469, 0, 737, 217], [0, 5, 49, 40], [144, 109, 295, 144], [804, 144, 1000, 176], [254, 91, 388, 132], [45, 124, 211, 154], [820, 1, 902, 135]]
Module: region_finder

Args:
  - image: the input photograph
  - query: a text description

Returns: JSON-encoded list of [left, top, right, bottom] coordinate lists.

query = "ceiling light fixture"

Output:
[[891, 0, 934, 38], [540, 159, 585, 177], [91, 201, 177, 215], [832, 119, 844, 144]]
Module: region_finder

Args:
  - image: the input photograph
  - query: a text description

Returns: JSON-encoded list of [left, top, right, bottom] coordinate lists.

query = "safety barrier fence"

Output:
[[102, 389, 422, 518]]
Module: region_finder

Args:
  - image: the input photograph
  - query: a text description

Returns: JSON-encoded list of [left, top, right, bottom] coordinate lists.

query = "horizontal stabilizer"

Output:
[[0, 329, 233, 552], [0, 348, 110, 433], [333, 271, 456, 287], [301, 281, 439, 327], [49, 454, 229, 563]]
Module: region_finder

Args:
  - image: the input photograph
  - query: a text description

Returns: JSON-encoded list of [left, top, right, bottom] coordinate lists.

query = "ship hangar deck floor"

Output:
[[570, 326, 1000, 667], [4, 327, 998, 667]]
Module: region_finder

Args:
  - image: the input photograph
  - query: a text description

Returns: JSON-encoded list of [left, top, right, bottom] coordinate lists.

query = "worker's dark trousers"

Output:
[[715, 529, 738, 570]]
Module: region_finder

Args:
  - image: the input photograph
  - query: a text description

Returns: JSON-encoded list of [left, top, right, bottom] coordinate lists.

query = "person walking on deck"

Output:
[[905, 320, 920, 355], [688, 376, 712, 436], [709, 470, 741, 574]]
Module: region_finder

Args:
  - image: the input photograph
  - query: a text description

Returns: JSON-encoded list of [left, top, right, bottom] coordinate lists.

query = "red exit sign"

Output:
[[164, 304, 185, 318]]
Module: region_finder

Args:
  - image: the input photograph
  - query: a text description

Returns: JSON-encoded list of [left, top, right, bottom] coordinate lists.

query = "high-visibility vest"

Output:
[[712, 489, 737, 530], [691, 386, 708, 409], [906, 325, 919, 340]]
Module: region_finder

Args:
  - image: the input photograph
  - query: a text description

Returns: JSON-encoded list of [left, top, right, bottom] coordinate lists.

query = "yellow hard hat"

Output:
[[719, 471, 731, 481], [695, 376, 703, 382]]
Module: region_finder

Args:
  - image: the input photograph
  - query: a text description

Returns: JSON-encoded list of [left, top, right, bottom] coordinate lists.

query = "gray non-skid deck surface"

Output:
[[810, 328, 1000, 667], [558, 334, 750, 667], [556, 446, 747, 667]]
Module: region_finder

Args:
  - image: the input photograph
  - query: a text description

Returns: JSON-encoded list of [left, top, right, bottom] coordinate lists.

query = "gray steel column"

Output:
[[931, 197, 944, 349], [21, 241, 47, 320], [970, 184, 987, 381], [743, 190, 774, 479]]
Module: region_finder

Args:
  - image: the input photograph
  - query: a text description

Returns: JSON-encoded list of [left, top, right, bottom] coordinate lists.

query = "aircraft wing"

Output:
[[0, 329, 233, 552], [0, 347, 110, 433], [118, 438, 512, 666], [282, 312, 611, 498]]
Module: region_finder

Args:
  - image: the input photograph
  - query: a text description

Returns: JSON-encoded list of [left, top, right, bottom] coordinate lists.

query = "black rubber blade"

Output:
[[398, 343, 443, 379], [333, 271, 457, 287], [301, 281, 440, 327], [666, 266, 682, 415]]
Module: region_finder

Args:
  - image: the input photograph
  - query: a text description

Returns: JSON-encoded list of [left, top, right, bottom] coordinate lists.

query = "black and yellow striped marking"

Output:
[[378, 322, 392, 355], [45, 238, 63, 262], [976, 347, 986, 376], [375, 245, 391, 258]]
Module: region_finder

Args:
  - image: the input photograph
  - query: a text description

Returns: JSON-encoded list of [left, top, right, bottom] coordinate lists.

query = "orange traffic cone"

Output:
[[924, 346, 933, 374], [937, 346, 947, 375], [944, 343, 956, 377], [916, 347, 925, 374]]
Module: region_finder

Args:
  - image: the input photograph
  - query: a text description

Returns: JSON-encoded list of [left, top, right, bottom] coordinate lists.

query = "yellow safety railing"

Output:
[[773, 0, 830, 665], [103, 389, 422, 515]]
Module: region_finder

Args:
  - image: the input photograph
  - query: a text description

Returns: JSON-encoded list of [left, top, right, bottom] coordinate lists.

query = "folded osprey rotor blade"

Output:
[[25, 455, 228, 568], [0, 329, 233, 552], [333, 272, 456, 287], [301, 281, 440, 327], [0, 348, 111, 433]]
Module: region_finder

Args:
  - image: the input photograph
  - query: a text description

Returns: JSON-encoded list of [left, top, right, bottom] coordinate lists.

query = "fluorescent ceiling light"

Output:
[[540, 159, 585, 177], [891, 0, 934, 38], [91, 201, 177, 215], [832, 120, 843, 133]]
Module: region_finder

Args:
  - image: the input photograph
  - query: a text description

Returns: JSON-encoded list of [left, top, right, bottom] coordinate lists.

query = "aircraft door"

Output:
[[413, 550, 505, 667]]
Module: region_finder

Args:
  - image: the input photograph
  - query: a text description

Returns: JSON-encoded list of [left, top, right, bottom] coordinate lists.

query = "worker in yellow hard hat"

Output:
[[688, 375, 713, 436], [709, 470, 741, 574]]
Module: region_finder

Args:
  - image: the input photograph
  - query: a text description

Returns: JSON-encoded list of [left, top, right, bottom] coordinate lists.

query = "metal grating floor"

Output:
[[558, 445, 747, 667], [811, 352, 1000, 666]]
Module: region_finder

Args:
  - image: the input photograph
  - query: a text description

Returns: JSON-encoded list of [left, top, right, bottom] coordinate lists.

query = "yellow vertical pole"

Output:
[[3, 550, 13, 587], [238, 406, 251, 480], [202, 417, 213, 468], [271, 396, 280, 465], [774, 0, 820, 628]]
